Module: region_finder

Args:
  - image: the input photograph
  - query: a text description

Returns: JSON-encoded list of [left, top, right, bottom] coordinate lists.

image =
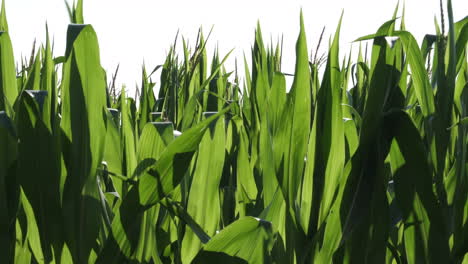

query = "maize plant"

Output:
[[0, 0, 467, 263]]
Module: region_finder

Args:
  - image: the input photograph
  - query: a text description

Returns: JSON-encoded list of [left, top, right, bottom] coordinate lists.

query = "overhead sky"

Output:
[[6, 0, 468, 95]]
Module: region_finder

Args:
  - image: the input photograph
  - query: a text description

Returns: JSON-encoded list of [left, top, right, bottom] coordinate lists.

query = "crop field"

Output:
[[0, 0, 467, 263]]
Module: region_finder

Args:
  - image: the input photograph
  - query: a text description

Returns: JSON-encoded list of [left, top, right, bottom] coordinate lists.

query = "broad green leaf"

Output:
[[318, 19, 396, 262], [268, 12, 313, 263], [74, 0, 84, 24], [40, 26, 57, 130], [388, 31, 436, 117], [356, 24, 435, 117], [19, 188, 44, 263], [138, 105, 231, 206], [182, 114, 226, 263], [454, 18, 468, 73], [192, 217, 274, 264], [269, 72, 286, 136], [0, 0, 8, 31], [311, 13, 345, 232], [97, 121, 175, 263], [192, 252, 248, 264], [17, 90, 62, 262], [299, 112, 317, 236], [387, 111, 450, 263], [103, 109, 124, 196], [233, 118, 257, 206], [283, 11, 311, 207], [15, 219, 32, 264], [121, 89, 138, 184], [0, 31, 17, 116], [60, 24, 108, 263], [97, 109, 230, 263], [259, 110, 279, 210], [132, 122, 176, 262]]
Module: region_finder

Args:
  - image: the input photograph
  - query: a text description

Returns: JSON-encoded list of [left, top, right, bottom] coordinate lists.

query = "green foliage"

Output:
[[0, 0, 467, 263]]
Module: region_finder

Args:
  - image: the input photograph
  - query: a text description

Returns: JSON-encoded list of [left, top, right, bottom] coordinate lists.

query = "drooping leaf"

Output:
[[138, 106, 232, 206], [192, 217, 274, 264]]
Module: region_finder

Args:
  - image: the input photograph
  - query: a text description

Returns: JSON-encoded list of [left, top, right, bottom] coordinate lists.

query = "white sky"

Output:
[[7, 0, 468, 95]]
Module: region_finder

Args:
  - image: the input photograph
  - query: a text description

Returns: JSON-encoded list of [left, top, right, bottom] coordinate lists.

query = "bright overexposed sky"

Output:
[[6, 0, 468, 95]]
